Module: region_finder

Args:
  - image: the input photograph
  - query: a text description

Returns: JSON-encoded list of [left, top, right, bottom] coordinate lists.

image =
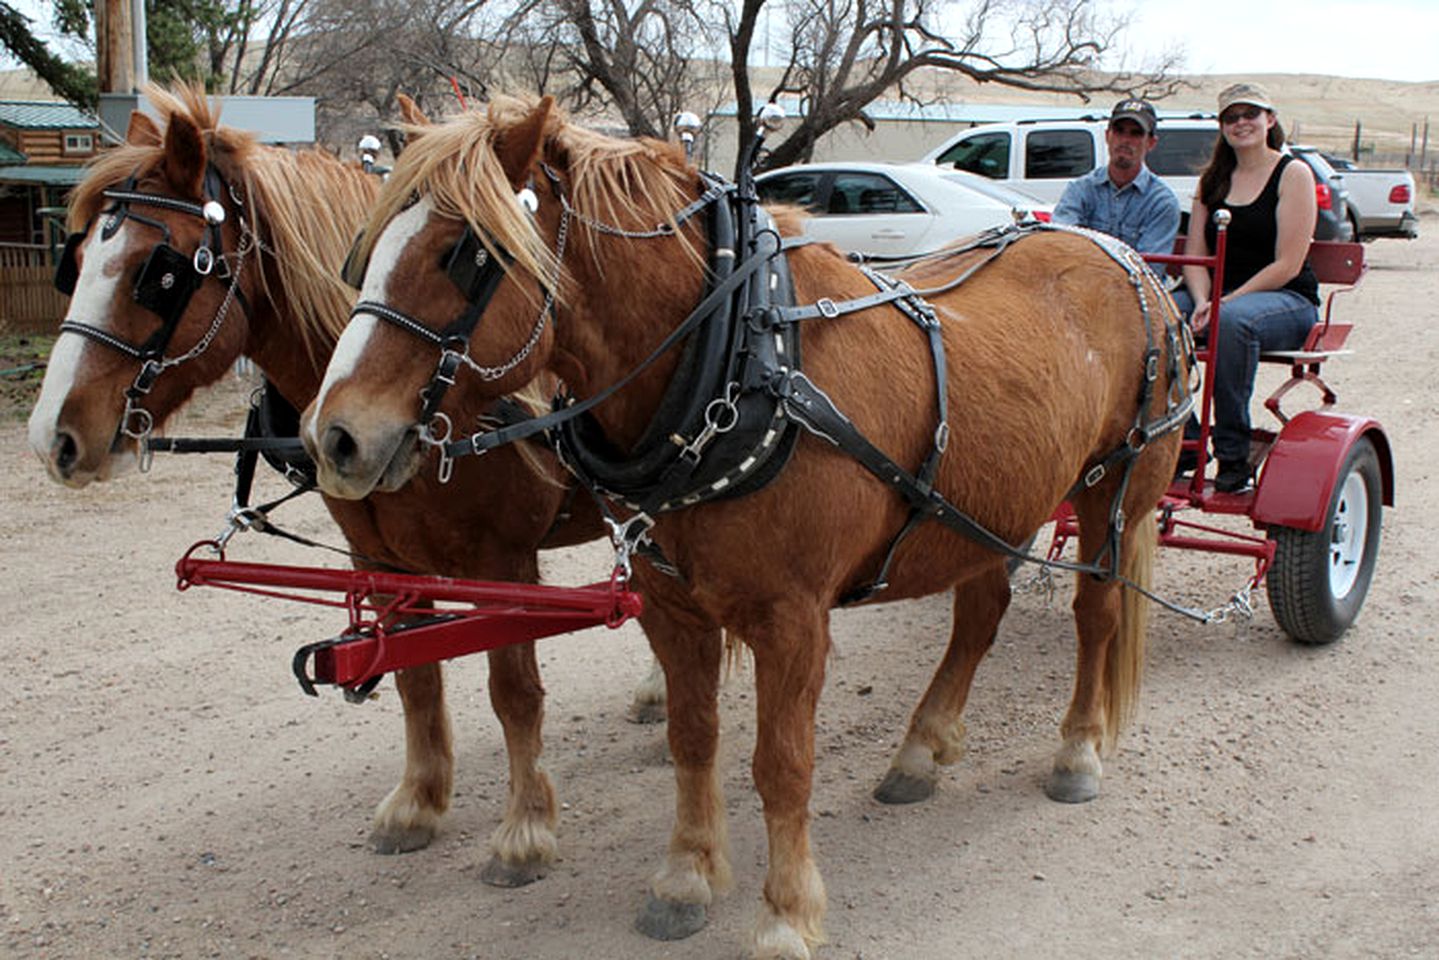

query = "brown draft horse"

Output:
[[25, 84, 669, 886], [303, 96, 1185, 957]]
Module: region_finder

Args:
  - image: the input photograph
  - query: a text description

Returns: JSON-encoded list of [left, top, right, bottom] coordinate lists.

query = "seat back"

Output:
[[1306, 240, 1366, 286]]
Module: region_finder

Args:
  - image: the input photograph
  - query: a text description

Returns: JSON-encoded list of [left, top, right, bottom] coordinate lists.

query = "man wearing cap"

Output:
[[1053, 99, 1181, 255]]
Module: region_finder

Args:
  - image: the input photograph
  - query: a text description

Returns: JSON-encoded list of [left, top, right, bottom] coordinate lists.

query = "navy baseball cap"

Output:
[[1110, 98, 1157, 135]]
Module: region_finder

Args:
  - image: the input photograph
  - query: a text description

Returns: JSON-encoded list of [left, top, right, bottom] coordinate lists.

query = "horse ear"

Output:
[[126, 110, 161, 146], [396, 93, 431, 127], [495, 95, 554, 188], [161, 111, 207, 197]]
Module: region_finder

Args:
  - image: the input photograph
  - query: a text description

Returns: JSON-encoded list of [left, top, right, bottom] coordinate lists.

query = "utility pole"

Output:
[[94, 0, 136, 94]]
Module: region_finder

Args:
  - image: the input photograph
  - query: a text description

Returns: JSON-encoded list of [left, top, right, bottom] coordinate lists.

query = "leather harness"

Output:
[[357, 169, 1194, 597]]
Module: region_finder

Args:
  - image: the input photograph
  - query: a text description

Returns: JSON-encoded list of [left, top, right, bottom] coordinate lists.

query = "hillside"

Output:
[[919, 70, 1439, 164], [4, 64, 1437, 166]]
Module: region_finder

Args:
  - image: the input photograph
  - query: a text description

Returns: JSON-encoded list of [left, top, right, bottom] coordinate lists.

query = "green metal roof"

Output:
[[0, 100, 98, 130], [0, 141, 26, 164], [0, 164, 87, 186]]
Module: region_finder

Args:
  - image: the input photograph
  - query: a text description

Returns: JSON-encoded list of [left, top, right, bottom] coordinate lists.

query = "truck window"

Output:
[[935, 132, 1011, 180], [1149, 128, 1219, 176], [1024, 130, 1094, 179]]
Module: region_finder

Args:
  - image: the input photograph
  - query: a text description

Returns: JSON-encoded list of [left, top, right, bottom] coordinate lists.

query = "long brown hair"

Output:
[[1198, 114, 1287, 209]]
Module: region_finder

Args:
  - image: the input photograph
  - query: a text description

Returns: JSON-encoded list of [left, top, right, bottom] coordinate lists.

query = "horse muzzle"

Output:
[[305, 414, 421, 499]]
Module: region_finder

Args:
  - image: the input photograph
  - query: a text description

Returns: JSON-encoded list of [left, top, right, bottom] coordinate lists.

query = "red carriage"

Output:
[[1045, 224, 1390, 645]]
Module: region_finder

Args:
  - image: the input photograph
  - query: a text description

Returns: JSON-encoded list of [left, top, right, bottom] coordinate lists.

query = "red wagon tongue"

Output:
[[175, 542, 642, 697]]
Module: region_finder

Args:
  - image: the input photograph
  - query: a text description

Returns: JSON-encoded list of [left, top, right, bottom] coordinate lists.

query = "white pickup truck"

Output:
[[1315, 150, 1420, 240]]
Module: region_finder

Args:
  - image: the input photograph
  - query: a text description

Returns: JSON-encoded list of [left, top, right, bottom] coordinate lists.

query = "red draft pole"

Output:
[[175, 545, 643, 693]]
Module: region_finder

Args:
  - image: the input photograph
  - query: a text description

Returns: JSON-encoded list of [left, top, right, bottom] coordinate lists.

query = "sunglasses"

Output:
[[1221, 105, 1266, 125]]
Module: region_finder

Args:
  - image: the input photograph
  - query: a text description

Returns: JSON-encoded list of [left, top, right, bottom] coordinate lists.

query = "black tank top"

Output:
[[1204, 154, 1319, 304]]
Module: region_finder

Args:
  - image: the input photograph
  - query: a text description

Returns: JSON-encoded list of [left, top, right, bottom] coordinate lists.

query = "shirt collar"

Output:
[[1102, 164, 1156, 193]]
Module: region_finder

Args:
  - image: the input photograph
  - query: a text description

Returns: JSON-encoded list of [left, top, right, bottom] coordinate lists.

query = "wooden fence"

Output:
[[0, 243, 66, 335]]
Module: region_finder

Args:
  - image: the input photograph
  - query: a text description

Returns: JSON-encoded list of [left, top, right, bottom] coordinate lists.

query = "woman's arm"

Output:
[[1181, 197, 1212, 305], [1224, 158, 1318, 298]]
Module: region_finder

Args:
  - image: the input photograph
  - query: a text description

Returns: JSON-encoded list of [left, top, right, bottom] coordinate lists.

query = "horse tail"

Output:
[[1106, 509, 1156, 750]]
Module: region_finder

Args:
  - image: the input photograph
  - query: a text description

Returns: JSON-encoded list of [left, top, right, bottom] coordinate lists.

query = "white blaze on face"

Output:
[[307, 199, 437, 446], [27, 224, 132, 458]]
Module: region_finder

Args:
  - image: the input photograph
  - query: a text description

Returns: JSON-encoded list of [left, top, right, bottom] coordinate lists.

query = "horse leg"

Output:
[[627, 654, 668, 724], [1046, 500, 1155, 803], [748, 607, 830, 960], [632, 582, 729, 942], [370, 660, 453, 853], [875, 563, 1011, 804], [480, 640, 558, 886]]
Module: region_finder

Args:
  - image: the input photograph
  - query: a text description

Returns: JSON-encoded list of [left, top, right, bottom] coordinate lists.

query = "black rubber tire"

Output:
[[1267, 438, 1383, 644]]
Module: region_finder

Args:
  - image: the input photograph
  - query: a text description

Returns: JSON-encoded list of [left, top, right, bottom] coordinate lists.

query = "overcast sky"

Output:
[[4, 0, 1437, 85], [1109, 0, 1439, 83]]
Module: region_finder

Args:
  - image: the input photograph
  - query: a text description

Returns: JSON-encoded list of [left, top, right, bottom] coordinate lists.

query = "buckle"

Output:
[[816, 298, 839, 319]]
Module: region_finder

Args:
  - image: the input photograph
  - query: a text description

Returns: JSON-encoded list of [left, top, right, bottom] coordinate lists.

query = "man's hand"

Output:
[[1190, 300, 1212, 337]]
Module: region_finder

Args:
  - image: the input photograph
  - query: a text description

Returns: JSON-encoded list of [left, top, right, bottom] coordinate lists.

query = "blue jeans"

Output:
[[1173, 288, 1318, 462]]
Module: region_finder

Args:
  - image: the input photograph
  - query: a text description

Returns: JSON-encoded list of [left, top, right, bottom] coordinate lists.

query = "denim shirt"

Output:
[[1052, 165, 1181, 255]]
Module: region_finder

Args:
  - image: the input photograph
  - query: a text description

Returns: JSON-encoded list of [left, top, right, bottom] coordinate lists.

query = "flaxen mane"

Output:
[[69, 83, 376, 361], [358, 95, 705, 306]]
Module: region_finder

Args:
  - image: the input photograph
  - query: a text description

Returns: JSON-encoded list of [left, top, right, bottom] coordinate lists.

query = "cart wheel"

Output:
[[1267, 437, 1383, 644]]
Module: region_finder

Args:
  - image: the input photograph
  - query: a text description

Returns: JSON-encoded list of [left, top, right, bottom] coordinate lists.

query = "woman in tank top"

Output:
[[1174, 82, 1320, 493]]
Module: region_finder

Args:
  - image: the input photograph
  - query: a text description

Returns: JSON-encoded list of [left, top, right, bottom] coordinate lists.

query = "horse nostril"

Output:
[[53, 431, 79, 476], [322, 424, 359, 470]]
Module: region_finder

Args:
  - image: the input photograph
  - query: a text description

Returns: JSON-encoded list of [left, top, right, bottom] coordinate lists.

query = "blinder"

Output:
[[133, 242, 201, 322], [54, 231, 85, 296], [443, 227, 509, 304], [340, 230, 368, 290]]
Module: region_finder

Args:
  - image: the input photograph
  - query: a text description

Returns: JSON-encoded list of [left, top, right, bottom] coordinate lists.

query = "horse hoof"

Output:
[[626, 700, 667, 725], [635, 893, 707, 941], [481, 855, 549, 888], [872, 768, 935, 805], [1045, 768, 1100, 804], [369, 824, 435, 854]]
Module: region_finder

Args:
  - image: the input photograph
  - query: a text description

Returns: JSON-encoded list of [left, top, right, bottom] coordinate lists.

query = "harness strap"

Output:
[[772, 370, 1141, 580], [443, 228, 784, 460], [835, 269, 950, 605]]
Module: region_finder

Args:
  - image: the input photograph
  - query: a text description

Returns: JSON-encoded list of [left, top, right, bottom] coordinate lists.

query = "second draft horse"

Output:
[[303, 96, 1189, 958]]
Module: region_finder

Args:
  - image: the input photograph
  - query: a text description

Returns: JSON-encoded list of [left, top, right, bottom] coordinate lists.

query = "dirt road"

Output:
[[3, 222, 1437, 959]]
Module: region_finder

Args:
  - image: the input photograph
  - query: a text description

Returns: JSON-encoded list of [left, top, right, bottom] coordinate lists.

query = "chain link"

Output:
[[458, 206, 569, 382]]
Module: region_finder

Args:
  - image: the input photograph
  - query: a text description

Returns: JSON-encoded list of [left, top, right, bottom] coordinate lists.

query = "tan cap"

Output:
[[1217, 82, 1273, 114]]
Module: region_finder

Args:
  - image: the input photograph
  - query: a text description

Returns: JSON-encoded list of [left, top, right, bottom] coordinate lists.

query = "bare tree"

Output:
[[733, 0, 1184, 173], [505, 0, 727, 139]]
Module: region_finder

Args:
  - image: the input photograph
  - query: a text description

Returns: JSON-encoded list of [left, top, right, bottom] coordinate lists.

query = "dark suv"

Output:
[[1288, 146, 1354, 242]]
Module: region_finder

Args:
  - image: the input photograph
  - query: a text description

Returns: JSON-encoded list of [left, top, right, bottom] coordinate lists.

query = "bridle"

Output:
[[54, 166, 257, 469], [344, 164, 730, 483]]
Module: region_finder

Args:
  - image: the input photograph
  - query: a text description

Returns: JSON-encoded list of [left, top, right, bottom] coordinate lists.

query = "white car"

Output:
[[755, 161, 1050, 258]]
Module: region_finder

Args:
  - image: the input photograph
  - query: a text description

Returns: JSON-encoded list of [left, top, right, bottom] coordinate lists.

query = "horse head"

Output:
[[29, 84, 373, 487], [304, 94, 707, 500], [304, 96, 569, 499]]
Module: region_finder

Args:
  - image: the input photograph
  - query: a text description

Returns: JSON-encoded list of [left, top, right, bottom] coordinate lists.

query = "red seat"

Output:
[[1260, 240, 1367, 420]]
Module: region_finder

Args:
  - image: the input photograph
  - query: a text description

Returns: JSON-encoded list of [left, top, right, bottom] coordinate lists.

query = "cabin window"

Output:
[[63, 133, 94, 155]]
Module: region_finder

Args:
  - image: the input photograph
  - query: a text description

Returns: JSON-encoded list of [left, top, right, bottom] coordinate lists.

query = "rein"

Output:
[[54, 166, 257, 470]]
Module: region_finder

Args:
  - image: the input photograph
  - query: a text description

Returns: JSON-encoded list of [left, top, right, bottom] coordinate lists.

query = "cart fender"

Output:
[[1252, 410, 1394, 532]]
